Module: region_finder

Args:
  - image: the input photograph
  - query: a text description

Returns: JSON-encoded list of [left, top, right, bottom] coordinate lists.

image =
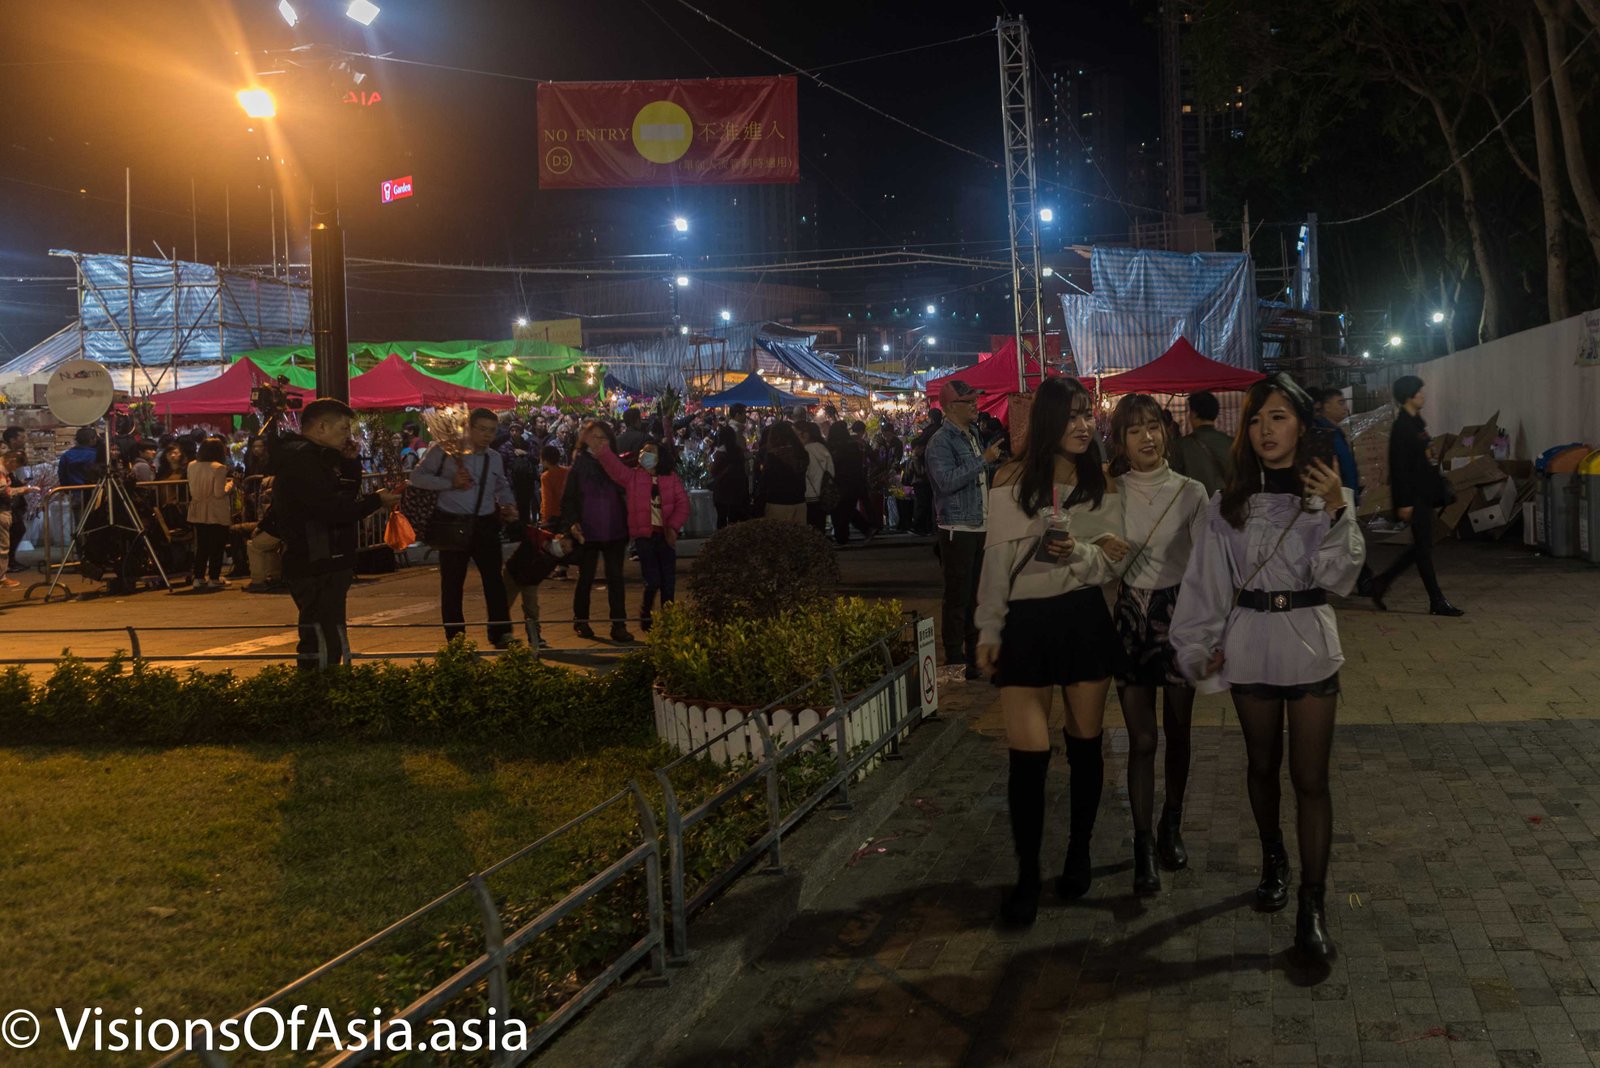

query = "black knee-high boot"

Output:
[[1059, 731, 1104, 899], [1002, 749, 1050, 924]]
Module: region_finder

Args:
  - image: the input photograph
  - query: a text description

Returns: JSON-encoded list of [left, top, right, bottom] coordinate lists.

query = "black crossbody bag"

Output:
[[425, 453, 490, 552]]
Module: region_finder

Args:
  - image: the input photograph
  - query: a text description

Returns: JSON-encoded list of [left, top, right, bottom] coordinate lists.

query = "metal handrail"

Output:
[[653, 615, 922, 959], [154, 782, 667, 1068]]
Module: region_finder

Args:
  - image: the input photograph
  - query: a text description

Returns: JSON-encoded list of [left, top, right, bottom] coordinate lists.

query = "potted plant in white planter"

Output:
[[648, 519, 911, 770]]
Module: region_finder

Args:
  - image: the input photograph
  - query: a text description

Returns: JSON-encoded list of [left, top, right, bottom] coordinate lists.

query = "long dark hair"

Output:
[[575, 418, 616, 454], [1219, 373, 1317, 529], [1014, 376, 1105, 517], [1106, 393, 1167, 477]]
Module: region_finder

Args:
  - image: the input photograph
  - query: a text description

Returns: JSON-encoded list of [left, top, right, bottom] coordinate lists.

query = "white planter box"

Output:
[[652, 674, 912, 773]]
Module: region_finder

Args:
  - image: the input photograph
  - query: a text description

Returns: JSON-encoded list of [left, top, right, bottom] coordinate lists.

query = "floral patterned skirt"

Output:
[[1114, 582, 1187, 688]]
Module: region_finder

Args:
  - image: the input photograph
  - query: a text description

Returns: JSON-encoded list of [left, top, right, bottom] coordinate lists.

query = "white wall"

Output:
[[1415, 309, 1600, 459]]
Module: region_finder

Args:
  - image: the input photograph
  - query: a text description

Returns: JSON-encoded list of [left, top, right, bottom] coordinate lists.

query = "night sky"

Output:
[[0, 0, 1156, 357]]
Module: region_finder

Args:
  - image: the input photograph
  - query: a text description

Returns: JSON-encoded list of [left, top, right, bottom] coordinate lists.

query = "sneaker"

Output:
[[0, 577, 19, 589], [491, 636, 523, 651]]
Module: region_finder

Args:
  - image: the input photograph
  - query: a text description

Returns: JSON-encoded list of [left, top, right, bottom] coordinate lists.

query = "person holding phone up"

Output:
[[1168, 373, 1365, 964], [974, 377, 1131, 926]]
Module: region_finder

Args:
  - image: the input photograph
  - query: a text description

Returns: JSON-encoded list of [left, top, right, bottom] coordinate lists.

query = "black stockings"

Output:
[[1232, 693, 1337, 886], [1120, 684, 1195, 835]]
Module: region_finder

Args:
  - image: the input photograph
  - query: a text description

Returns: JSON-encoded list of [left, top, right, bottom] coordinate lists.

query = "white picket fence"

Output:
[[652, 674, 912, 771]]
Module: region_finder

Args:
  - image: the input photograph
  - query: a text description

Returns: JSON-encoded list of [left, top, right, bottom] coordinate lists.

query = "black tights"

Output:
[[1233, 692, 1338, 886], [1120, 684, 1195, 836]]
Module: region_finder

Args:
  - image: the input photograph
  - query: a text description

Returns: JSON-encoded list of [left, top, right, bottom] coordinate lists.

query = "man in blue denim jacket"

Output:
[[927, 379, 1004, 680]]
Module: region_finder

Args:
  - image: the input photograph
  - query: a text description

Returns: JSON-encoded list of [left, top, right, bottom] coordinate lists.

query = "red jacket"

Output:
[[594, 448, 689, 538]]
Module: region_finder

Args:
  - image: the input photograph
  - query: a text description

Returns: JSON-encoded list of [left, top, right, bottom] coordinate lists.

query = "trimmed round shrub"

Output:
[[687, 517, 838, 623]]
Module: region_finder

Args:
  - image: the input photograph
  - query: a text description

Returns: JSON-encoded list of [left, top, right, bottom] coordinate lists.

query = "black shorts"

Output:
[[1230, 673, 1341, 701], [995, 587, 1125, 689]]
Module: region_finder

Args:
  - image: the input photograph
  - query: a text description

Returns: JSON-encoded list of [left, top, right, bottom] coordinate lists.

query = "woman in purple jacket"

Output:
[[560, 420, 632, 642], [1169, 374, 1364, 964]]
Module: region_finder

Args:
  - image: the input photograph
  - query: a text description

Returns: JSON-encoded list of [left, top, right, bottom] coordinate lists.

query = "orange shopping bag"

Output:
[[384, 510, 416, 554]]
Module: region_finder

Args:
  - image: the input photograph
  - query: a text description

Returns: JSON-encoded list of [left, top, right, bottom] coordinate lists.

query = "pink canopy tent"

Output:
[[146, 357, 313, 418], [1092, 336, 1265, 395], [347, 353, 515, 411]]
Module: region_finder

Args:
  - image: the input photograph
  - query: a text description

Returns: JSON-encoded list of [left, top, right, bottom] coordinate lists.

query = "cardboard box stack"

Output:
[[1346, 408, 1533, 540]]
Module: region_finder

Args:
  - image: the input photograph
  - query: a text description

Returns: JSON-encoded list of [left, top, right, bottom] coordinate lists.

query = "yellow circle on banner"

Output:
[[632, 100, 693, 164]]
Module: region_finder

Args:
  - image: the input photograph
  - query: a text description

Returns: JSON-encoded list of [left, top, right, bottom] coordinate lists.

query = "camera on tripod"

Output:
[[250, 375, 303, 418]]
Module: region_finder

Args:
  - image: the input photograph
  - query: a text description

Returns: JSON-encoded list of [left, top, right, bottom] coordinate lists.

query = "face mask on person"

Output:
[[640, 452, 659, 471]]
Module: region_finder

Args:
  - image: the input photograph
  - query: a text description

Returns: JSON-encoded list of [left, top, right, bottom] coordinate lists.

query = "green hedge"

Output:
[[0, 642, 656, 752], [648, 596, 907, 708]]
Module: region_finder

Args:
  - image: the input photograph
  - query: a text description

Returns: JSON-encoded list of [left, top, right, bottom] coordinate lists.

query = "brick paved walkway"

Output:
[[660, 544, 1600, 1067]]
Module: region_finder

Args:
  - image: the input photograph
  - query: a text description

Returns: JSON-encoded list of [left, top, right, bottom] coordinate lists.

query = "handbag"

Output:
[[817, 468, 842, 511], [424, 453, 490, 552], [399, 448, 448, 531]]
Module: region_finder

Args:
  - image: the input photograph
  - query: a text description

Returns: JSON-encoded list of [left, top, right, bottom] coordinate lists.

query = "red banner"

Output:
[[537, 77, 798, 189]]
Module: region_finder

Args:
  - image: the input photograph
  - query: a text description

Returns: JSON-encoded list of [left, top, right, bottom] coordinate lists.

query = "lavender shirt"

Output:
[[1168, 489, 1366, 687]]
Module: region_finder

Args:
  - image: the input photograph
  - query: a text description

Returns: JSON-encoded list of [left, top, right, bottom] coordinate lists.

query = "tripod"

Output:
[[42, 420, 172, 601]]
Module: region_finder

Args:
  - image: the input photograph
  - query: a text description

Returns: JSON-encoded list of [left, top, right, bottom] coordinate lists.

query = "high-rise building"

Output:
[[1159, 0, 1246, 219], [1044, 62, 1134, 243]]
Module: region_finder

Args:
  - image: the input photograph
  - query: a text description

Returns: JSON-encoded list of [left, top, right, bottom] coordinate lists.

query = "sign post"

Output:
[[916, 617, 939, 719]]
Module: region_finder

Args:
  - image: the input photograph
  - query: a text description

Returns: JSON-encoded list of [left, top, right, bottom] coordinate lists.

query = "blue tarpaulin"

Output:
[[700, 372, 802, 409], [755, 336, 868, 396], [1060, 248, 1259, 374]]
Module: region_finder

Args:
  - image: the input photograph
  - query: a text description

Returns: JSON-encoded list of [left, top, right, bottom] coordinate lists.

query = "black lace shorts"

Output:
[[1229, 673, 1341, 701]]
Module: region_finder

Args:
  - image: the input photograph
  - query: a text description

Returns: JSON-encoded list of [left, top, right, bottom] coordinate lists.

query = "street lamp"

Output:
[[719, 309, 731, 322], [675, 275, 689, 287], [1361, 350, 1371, 359], [345, 0, 380, 25], [235, 88, 276, 119], [925, 303, 936, 314], [672, 216, 689, 233], [1388, 335, 1403, 348], [1430, 311, 1445, 324], [927, 337, 937, 346], [1038, 207, 1054, 223], [881, 344, 890, 353], [679, 325, 689, 335], [515, 317, 529, 328], [278, 0, 299, 25], [1042, 265, 1054, 277]]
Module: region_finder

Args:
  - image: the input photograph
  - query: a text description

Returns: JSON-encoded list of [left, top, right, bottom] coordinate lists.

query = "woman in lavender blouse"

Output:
[[1168, 374, 1365, 964]]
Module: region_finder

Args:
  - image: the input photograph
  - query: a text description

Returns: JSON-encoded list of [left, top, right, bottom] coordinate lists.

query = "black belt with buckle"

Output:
[[1237, 588, 1327, 612]]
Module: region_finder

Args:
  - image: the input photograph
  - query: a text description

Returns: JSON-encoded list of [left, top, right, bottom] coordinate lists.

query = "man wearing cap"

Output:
[[927, 380, 1004, 680]]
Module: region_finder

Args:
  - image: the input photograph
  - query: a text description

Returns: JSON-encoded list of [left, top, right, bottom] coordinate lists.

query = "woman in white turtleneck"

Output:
[[1106, 394, 1211, 895]]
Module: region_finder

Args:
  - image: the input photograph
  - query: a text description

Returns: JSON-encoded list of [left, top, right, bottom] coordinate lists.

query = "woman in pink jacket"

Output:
[[593, 438, 689, 631]]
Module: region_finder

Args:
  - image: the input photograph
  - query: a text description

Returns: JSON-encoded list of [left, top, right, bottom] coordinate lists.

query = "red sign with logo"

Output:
[[536, 77, 798, 189], [380, 176, 414, 204]]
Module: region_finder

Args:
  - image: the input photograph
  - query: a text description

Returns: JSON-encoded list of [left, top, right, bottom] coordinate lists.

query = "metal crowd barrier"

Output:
[[151, 783, 667, 1068], [653, 614, 923, 960]]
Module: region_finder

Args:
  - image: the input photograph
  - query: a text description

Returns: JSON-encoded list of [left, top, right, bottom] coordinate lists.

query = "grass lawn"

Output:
[[0, 741, 675, 1063]]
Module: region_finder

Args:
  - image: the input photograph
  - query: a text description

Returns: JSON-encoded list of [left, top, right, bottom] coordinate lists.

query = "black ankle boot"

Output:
[[1295, 883, 1334, 961], [1133, 833, 1160, 895], [1156, 806, 1188, 871], [1256, 832, 1290, 912]]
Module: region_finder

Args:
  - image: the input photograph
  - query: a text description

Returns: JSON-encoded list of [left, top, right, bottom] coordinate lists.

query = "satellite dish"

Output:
[[46, 360, 116, 426]]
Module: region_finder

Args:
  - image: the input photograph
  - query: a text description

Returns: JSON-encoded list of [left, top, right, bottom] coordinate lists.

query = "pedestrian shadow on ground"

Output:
[[660, 879, 1329, 1067]]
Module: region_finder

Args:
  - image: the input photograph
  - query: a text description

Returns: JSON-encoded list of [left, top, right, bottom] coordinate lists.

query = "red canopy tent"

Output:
[[1092, 336, 1264, 395], [348, 353, 515, 411], [146, 357, 313, 418], [925, 349, 1059, 420]]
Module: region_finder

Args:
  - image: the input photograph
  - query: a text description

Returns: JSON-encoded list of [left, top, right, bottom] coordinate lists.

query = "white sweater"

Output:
[[974, 479, 1122, 647], [1114, 464, 1211, 590]]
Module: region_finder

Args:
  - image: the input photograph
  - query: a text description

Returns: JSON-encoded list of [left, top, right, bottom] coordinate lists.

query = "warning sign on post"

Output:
[[916, 617, 938, 717]]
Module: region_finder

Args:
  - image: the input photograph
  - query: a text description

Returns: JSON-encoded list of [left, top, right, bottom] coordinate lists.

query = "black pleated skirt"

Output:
[[994, 586, 1125, 689]]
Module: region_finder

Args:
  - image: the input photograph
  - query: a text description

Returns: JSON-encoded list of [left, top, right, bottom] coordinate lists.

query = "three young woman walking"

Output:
[[976, 373, 1364, 964]]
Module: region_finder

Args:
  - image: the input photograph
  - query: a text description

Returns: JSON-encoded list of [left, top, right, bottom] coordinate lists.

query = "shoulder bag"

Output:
[[399, 448, 448, 531]]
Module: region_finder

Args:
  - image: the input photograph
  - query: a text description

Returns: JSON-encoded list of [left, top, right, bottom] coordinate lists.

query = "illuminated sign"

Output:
[[343, 89, 383, 107], [380, 176, 414, 204]]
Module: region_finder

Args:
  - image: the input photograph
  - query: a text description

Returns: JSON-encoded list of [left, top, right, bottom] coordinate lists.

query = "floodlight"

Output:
[[236, 88, 276, 118], [346, 0, 380, 26]]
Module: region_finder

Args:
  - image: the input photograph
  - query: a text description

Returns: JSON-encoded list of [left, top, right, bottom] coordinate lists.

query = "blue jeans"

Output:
[[635, 532, 677, 620]]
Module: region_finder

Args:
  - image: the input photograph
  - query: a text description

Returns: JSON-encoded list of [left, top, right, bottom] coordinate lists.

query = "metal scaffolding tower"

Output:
[[997, 15, 1045, 394]]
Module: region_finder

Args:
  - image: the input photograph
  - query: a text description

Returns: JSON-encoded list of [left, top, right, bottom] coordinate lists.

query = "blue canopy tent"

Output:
[[700, 372, 803, 409]]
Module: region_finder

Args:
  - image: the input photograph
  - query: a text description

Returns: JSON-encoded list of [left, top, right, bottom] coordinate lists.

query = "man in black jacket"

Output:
[[1371, 376, 1464, 616], [272, 399, 404, 668]]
